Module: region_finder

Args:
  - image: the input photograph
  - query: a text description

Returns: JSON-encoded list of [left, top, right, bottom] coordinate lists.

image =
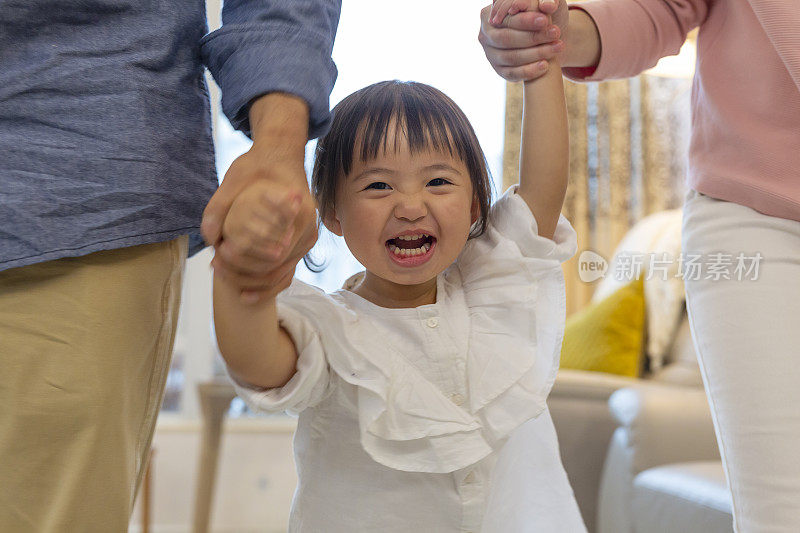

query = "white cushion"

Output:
[[632, 462, 733, 533], [592, 209, 686, 372]]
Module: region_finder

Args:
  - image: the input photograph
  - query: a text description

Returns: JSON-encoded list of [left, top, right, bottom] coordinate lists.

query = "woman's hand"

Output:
[[479, 1, 567, 82]]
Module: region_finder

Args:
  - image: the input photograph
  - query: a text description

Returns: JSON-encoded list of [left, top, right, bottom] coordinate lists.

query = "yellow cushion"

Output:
[[560, 277, 645, 377]]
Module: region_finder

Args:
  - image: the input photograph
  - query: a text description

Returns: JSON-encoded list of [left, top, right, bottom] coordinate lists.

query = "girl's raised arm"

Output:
[[517, 56, 568, 240]]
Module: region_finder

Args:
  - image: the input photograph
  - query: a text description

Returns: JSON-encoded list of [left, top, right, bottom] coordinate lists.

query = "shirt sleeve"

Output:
[[459, 185, 577, 277], [200, 0, 341, 139], [563, 0, 709, 82], [228, 295, 333, 416]]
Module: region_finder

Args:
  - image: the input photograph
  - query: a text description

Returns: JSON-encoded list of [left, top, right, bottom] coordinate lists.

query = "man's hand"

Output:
[[210, 178, 309, 297], [479, 1, 567, 82], [208, 152, 316, 300], [201, 93, 317, 303]]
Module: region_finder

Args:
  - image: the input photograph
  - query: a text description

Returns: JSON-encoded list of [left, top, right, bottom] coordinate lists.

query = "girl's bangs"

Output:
[[334, 82, 474, 176], [356, 95, 464, 164]]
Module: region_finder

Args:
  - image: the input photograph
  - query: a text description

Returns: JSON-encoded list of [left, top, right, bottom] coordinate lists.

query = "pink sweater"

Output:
[[566, 0, 800, 222]]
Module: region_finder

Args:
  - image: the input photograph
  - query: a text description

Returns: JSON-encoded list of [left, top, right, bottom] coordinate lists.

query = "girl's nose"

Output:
[[394, 194, 427, 221]]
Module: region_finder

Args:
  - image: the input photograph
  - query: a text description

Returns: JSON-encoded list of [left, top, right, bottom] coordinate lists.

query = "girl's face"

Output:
[[324, 133, 478, 302]]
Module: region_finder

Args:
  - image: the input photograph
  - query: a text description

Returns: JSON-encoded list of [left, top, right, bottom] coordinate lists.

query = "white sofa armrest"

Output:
[[608, 384, 720, 473], [551, 369, 642, 401], [597, 384, 720, 533]]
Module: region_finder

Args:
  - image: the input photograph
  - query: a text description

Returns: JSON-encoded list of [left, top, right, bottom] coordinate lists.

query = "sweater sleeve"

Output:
[[200, 0, 341, 139], [564, 0, 709, 82], [747, 1, 800, 92]]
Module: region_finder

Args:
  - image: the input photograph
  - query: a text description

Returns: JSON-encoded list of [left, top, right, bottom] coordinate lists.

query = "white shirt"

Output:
[[231, 188, 587, 532]]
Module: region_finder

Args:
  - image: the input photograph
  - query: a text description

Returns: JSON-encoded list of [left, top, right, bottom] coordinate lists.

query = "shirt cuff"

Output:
[[201, 22, 338, 139], [227, 304, 330, 416], [490, 186, 578, 264]]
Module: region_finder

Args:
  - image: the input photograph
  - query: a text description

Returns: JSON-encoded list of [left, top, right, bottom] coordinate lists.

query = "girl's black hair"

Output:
[[305, 80, 494, 271]]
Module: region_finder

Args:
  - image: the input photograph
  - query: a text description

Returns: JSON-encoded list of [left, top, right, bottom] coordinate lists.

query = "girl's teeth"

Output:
[[389, 242, 432, 258], [400, 246, 427, 256], [397, 233, 429, 241]]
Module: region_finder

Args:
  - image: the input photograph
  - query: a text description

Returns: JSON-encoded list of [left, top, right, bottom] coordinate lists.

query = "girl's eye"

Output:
[[365, 182, 391, 191], [428, 177, 452, 187]]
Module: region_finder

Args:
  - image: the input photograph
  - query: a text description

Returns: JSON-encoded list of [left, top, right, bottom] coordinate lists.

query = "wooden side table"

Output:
[[191, 380, 237, 533]]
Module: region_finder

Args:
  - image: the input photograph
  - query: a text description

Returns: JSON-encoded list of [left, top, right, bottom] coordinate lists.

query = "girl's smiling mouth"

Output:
[[386, 233, 437, 267]]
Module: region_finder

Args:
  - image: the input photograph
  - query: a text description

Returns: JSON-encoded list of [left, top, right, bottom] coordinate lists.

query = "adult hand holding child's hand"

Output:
[[202, 93, 317, 304], [210, 177, 308, 301], [479, 0, 567, 81]]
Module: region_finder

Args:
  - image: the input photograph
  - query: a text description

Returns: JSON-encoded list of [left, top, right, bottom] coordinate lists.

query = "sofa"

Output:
[[547, 209, 734, 533]]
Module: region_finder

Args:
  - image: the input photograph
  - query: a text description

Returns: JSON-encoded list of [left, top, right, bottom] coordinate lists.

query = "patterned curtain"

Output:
[[502, 73, 692, 315]]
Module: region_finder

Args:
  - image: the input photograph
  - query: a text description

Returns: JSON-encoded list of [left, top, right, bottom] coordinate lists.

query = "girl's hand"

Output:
[[490, 0, 566, 30], [212, 179, 307, 300], [491, 0, 535, 26], [480, 1, 567, 82]]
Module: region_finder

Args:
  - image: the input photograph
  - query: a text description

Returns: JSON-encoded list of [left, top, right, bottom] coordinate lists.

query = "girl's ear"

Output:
[[322, 209, 343, 237], [470, 196, 480, 225]]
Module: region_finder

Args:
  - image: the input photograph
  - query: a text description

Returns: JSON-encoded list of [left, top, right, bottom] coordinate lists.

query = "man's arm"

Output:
[[200, 0, 341, 138], [200, 0, 341, 301]]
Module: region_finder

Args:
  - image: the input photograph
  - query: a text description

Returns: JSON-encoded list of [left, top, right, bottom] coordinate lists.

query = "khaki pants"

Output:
[[0, 237, 187, 532]]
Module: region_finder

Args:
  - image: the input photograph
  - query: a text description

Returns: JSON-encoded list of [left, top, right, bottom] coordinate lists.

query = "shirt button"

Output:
[[426, 317, 439, 328], [463, 471, 476, 484], [450, 393, 465, 406]]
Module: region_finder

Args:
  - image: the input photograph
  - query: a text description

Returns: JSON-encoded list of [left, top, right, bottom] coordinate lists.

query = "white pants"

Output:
[[682, 190, 800, 532]]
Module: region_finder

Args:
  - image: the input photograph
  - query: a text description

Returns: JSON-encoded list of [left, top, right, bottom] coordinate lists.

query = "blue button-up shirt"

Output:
[[0, 0, 340, 271]]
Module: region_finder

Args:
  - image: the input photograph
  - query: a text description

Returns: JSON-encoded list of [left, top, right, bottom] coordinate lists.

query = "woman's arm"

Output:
[[213, 274, 298, 390], [562, 7, 601, 69], [564, 0, 707, 80], [480, 0, 707, 82], [517, 57, 568, 240]]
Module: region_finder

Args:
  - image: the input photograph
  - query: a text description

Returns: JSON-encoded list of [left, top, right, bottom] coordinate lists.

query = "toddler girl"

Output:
[[213, 26, 585, 533]]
